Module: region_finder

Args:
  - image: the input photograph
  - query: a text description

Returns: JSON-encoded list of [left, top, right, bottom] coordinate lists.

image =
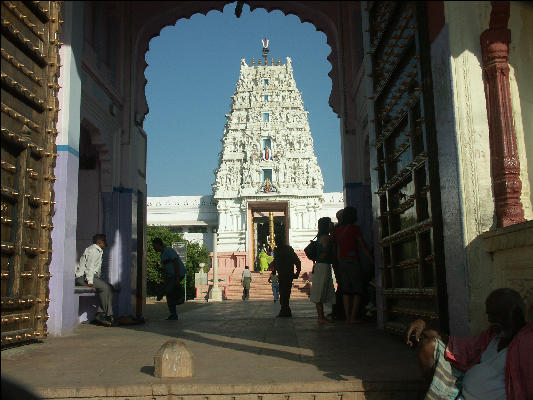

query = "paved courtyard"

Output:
[[2, 299, 422, 399]]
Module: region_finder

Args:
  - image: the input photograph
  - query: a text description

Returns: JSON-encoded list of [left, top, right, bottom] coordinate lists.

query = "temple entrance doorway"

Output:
[[248, 202, 289, 269], [252, 214, 285, 271]]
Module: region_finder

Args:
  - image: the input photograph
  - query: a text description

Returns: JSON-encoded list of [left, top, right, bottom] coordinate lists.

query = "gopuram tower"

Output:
[[213, 40, 328, 270]]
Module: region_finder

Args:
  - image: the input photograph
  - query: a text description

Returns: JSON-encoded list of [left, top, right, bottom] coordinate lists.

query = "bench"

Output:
[[74, 286, 98, 323]]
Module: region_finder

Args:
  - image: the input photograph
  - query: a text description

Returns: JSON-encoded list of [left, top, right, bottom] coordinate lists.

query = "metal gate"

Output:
[[1, 1, 61, 347], [367, 1, 448, 335]]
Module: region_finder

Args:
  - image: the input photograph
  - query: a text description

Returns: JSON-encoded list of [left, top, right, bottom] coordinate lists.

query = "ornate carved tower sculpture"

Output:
[[213, 42, 324, 257]]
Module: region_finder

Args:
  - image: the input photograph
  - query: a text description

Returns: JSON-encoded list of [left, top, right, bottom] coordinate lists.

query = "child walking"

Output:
[[268, 271, 279, 302]]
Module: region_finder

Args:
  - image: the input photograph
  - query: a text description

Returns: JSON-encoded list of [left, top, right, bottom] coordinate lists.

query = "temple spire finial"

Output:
[[262, 38, 269, 65]]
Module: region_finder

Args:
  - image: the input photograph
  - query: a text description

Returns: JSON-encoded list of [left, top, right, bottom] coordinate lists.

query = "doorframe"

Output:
[[246, 201, 289, 267]]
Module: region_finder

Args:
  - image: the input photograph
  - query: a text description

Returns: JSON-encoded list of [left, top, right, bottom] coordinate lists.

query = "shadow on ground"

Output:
[[125, 300, 422, 383], [1, 299, 423, 397]]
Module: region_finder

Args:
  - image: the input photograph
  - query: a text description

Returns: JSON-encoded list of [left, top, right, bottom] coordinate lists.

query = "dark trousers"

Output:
[[271, 283, 279, 301], [159, 280, 183, 316], [75, 276, 114, 317], [242, 287, 250, 300], [278, 278, 293, 316]]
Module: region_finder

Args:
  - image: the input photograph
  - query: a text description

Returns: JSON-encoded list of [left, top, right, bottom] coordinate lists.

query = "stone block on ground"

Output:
[[154, 339, 194, 378]]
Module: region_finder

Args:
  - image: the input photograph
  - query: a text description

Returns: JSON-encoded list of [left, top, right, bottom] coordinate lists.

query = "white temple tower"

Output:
[[213, 48, 328, 269]]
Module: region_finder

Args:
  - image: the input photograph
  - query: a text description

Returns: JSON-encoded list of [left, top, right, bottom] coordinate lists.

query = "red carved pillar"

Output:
[[480, 2, 525, 227]]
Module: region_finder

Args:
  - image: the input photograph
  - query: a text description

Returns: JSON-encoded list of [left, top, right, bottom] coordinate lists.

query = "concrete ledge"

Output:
[[36, 380, 423, 399], [482, 220, 533, 252], [37, 384, 153, 398]]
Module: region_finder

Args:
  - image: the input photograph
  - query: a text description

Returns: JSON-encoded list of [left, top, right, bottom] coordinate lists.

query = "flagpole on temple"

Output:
[[269, 211, 275, 250], [262, 38, 269, 65]]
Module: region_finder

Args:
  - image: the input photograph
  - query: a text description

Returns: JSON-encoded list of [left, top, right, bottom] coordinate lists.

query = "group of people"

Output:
[[242, 206, 374, 322], [75, 234, 186, 324], [308, 206, 374, 324], [237, 208, 533, 399]]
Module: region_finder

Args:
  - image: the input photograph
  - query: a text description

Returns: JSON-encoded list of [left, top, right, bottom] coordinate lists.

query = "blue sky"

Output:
[[144, 2, 342, 196]]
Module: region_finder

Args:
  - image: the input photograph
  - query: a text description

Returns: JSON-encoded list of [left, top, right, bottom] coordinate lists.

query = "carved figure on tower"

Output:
[[262, 145, 272, 161]]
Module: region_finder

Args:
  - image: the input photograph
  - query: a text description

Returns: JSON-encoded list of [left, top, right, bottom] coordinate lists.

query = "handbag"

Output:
[[176, 283, 185, 305], [177, 256, 187, 280], [304, 236, 318, 261]]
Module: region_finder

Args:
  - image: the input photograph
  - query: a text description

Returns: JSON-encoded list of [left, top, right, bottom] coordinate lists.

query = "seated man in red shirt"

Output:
[[407, 288, 533, 400]]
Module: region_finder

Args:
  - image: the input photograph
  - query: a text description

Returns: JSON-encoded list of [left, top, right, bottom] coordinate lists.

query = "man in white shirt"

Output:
[[75, 234, 115, 326], [241, 265, 252, 300]]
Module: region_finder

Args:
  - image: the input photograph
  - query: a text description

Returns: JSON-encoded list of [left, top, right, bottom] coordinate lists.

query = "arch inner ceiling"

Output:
[[134, 1, 341, 126]]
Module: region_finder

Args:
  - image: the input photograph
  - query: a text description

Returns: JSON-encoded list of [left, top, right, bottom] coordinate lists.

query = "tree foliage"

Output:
[[146, 225, 210, 298]]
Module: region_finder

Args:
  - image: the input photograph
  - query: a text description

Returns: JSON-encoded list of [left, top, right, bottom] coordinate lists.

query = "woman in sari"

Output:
[[259, 248, 274, 273], [309, 217, 336, 323]]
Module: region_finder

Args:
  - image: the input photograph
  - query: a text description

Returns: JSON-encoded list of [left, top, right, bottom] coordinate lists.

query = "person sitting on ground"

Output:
[[241, 265, 252, 301], [270, 232, 301, 317], [268, 270, 279, 303], [406, 288, 533, 400], [309, 217, 336, 324], [152, 238, 186, 320], [333, 206, 374, 323], [75, 234, 115, 327]]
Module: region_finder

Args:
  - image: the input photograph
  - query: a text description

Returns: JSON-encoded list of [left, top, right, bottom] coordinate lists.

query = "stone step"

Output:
[[224, 293, 310, 300], [223, 270, 312, 300], [225, 283, 310, 289], [224, 287, 310, 293], [35, 381, 423, 399]]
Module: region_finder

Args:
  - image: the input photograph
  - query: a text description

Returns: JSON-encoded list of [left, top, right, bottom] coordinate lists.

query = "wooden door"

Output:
[[1, 1, 61, 347], [367, 1, 449, 335]]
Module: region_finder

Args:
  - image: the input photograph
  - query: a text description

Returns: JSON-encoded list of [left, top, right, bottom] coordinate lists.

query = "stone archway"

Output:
[[132, 1, 357, 300], [132, 2, 344, 126]]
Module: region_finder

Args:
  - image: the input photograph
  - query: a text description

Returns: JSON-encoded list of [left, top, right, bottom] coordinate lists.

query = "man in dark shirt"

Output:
[[271, 233, 301, 317], [152, 238, 186, 320]]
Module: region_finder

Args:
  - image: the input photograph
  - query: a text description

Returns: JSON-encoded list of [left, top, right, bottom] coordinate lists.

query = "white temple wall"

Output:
[[147, 194, 343, 253]]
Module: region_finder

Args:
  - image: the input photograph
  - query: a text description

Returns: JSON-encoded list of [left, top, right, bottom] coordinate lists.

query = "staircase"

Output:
[[224, 271, 311, 300]]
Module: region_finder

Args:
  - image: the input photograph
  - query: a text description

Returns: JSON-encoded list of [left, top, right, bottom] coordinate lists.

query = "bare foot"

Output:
[[348, 319, 364, 324], [318, 318, 333, 324]]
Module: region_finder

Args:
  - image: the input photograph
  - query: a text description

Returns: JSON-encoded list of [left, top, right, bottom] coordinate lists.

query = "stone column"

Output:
[[313, 206, 319, 230], [118, 190, 133, 316], [208, 228, 223, 301], [289, 207, 295, 229], [48, 1, 83, 336], [480, 1, 525, 227], [304, 207, 311, 229], [220, 212, 226, 231]]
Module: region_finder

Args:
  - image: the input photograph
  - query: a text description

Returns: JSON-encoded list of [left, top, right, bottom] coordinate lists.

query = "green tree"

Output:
[[146, 225, 210, 298]]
